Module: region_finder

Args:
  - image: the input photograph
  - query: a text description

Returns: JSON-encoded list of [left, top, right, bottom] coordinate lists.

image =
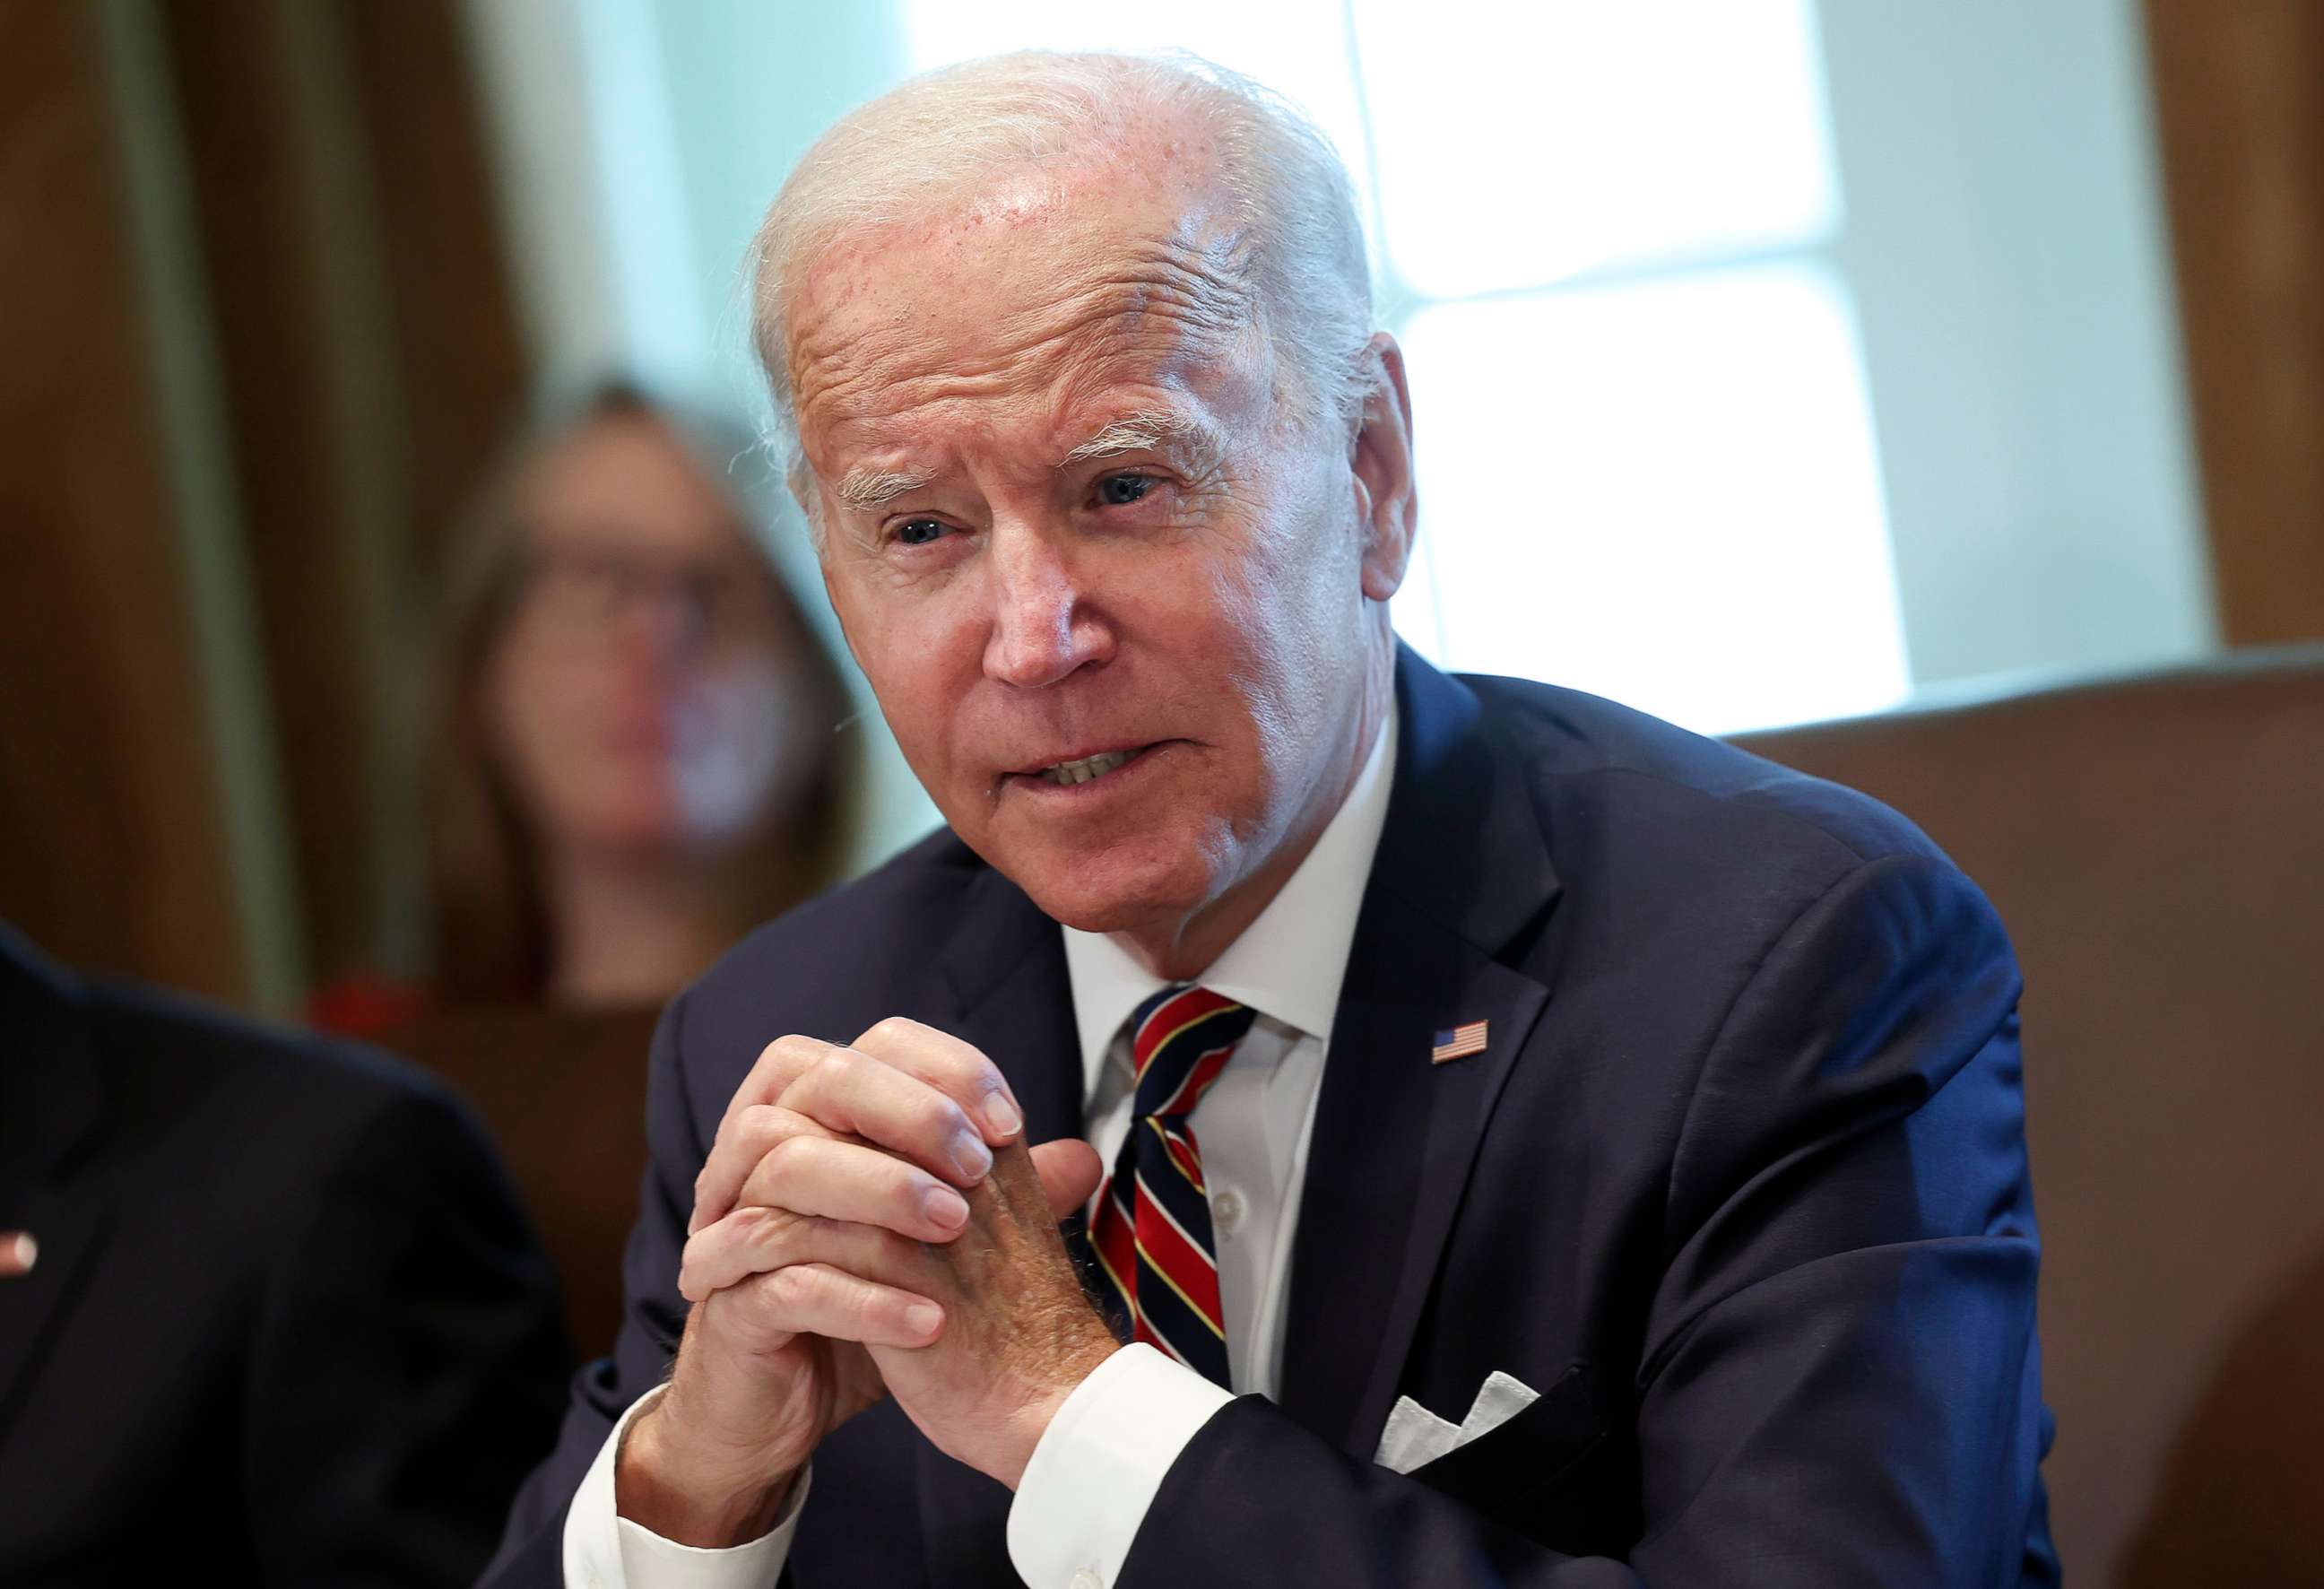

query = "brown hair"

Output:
[[421, 378, 854, 1003]]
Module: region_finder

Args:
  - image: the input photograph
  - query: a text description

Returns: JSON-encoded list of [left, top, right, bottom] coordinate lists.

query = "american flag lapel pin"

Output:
[[1431, 1020, 1489, 1064]]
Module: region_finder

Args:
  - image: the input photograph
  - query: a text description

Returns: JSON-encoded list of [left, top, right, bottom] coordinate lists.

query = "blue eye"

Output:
[[1097, 473, 1156, 507], [897, 518, 946, 547]]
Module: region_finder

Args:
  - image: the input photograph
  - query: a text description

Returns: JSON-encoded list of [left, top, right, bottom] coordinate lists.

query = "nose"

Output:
[[982, 520, 1110, 690], [612, 583, 707, 666]]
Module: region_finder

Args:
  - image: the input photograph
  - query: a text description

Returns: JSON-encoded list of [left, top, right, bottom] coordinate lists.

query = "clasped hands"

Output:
[[618, 1018, 1122, 1546]]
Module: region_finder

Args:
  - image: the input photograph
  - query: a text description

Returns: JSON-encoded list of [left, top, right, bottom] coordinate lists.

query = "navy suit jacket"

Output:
[[490, 649, 2059, 1585]]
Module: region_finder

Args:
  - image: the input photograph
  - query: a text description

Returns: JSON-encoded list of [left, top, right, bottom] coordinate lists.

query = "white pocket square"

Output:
[[1374, 1370, 1542, 1475]]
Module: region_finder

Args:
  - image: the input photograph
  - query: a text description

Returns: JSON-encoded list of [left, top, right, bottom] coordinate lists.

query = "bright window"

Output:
[[905, 0, 1909, 734], [1356, 0, 1841, 296]]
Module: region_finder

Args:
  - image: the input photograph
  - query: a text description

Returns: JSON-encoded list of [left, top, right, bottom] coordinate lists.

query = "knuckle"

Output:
[[759, 1211, 815, 1258], [753, 1035, 809, 1084], [946, 1058, 1001, 1107], [889, 1174, 932, 1221], [738, 1102, 795, 1149], [912, 1090, 966, 1140], [811, 1049, 854, 1087], [767, 1033, 826, 1081], [763, 1132, 815, 1180], [744, 1144, 799, 1208], [767, 1265, 817, 1309], [863, 1014, 920, 1046]]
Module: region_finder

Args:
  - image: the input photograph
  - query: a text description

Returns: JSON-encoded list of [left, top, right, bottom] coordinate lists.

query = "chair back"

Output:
[[1737, 647, 2324, 1585]]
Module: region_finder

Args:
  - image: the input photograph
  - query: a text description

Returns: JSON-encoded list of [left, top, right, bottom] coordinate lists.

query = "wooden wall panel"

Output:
[[160, 0, 383, 987], [334, 0, 531, 579], [0, 2, 247, 1002], [2145, 0, 2324, 644], [2, 0, 529, 1003]]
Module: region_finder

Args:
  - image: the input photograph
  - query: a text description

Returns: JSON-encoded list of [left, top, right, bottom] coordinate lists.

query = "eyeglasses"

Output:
[[513, 538, 783, 650]]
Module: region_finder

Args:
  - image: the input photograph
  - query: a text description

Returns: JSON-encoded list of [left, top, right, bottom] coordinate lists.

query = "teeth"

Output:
[[1038, 749, 1136, 786]]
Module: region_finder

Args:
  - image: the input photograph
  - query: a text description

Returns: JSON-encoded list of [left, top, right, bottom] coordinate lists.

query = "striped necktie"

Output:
[[1088, 985, 1257, 1389]]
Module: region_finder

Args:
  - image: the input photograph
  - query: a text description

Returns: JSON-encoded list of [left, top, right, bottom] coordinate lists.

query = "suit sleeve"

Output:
[[1112, 853, 2057, 1588], [480, 991, 715, 1586], [238, 1068, 573, 1587]]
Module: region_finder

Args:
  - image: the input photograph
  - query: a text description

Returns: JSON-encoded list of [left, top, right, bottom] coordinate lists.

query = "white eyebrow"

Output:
[[1058, 410, 1221, 470], [833, 467, 932, 512]]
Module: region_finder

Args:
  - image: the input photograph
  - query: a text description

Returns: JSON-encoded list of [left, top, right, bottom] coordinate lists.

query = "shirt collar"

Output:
[[1061, 700, 1400, 1098]]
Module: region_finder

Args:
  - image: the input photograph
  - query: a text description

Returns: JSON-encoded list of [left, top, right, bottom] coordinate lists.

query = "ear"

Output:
[[1348, 332, 1418, 603]]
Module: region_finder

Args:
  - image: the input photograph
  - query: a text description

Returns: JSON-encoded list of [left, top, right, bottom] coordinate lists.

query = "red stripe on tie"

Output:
[[1135, 1180, 1225, 1335], [1090, 1173, 1138, 1311], [1151, 1040, 1236, 1119], [1158, 1122, 1206, 1194], [1133, 987, 1237, 1079]]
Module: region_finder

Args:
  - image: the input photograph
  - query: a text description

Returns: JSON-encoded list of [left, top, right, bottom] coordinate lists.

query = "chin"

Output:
[[582, 799, 689, 858], [1005, 837, 1218, 939]]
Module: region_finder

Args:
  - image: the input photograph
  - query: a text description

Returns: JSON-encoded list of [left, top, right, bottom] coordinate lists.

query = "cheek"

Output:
[[1203, 503, 1366, 784], [828, 576, 980, 773], [671, 668, 794, 837], [481, 635, 565, 792], [484, 630, 641, 819], [676, 659, 802, 774]]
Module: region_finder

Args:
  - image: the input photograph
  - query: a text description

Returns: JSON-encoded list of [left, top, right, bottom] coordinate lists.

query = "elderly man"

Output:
[[489, 51, 2057, 1588]]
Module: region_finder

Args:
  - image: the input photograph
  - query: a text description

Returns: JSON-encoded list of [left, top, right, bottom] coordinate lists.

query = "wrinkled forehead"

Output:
[[784, 152, 1270, 464]]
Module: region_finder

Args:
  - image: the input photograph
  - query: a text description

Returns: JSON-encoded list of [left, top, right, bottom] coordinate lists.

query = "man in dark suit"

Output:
[[490, 49, 2057, 1587], [0, 926, 572, 1584]]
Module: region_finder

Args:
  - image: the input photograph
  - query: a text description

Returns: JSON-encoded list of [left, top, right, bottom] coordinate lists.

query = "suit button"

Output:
[[1211, 1186, 1245, 1230]]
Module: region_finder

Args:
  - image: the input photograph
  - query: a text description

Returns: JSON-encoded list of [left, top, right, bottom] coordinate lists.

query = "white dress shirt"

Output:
[[565, 706, 1398, 1589]]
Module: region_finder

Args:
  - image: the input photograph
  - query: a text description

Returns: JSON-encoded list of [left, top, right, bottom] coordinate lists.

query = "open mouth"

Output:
[[1019, 742, 1161, 788]]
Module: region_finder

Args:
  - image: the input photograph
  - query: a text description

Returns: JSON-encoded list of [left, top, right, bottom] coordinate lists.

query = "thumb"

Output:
[[1028, 1137, 1103, 1219]]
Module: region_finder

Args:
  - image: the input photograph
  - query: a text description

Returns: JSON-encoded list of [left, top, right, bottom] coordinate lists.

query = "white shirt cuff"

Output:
[[561, 1385, 809, 1589], [1006, 1343, 1237, 1589]]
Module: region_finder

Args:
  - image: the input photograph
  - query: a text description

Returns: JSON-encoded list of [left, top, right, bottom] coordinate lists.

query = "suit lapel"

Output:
[[1278, 651, 1561, 1459], [0, 939, 118, 1433], [0, 1186, 117, 1432], [935, 864, 1083, 1145], [913, 866, 1083, 1586]]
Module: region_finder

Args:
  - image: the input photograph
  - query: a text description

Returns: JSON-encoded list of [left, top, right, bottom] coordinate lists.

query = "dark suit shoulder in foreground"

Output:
[[0, 938, 572, 1587]]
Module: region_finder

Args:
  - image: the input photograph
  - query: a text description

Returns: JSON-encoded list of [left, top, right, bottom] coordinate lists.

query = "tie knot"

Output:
[[1127, 985, 1256, 1120]]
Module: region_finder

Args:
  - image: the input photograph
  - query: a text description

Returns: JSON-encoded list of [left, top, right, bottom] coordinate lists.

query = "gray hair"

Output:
[[744, 50, 1375, 516]]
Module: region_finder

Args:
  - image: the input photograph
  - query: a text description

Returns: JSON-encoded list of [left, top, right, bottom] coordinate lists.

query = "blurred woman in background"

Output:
[[312, 380, 852, 1030]]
